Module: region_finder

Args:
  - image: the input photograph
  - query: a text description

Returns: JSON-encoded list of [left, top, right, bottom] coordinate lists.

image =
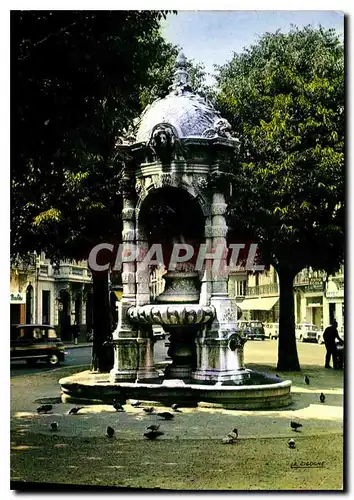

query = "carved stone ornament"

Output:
[[135, 179, 144, 196], [196, 177, 209, 191], [221, 307, 238, 323], [127, 304, 216, 327], [228, 331, 248, 351], [148, 123, 182, 165], [202, 117, 233, 139]]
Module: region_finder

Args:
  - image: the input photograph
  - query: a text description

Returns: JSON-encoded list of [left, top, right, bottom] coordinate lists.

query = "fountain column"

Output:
[[110, 179, 139, 382], [134, 225, 159, 380], [193, 191, 248, 382]]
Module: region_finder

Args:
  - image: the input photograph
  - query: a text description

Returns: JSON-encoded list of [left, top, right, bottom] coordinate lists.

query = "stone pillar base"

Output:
[[164, 363, 192, 380], [192, 333, 248, 383], [192, 368, 251, 383], [110, 368, 137, 383], [110, 337, 138, 382]]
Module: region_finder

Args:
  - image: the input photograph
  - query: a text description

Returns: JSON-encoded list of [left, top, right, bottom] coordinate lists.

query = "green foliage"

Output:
[[11, 10, 177, 261], [216, 25, 344, 277]]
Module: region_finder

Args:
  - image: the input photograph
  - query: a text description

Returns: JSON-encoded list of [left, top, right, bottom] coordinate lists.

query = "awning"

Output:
[[238, 297, 279, 311]]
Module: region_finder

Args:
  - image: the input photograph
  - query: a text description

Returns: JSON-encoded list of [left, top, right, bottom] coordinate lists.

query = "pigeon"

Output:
[[227, 428, 238, 440], [50, 422, 58, 432], [171, 404, 182, 412], [222, 436, 235, 444], [147, 424, 160, 431], [143, 407, 155, 414], [320, 393, 326, 403], [290, 421, 303, 432], [106, 426, 115, 438], [113, 400, 124, 412], [221, 428, 238, 444], [144, 430, 164, 440], [288, 438, 296, 449], [157, 412, 174, 420], [68, 407, 84, 415], [131, 400, 142, 407], [305, 376, 310, 385], [37, 404, 53, 414], [221, 428, 238, 443]]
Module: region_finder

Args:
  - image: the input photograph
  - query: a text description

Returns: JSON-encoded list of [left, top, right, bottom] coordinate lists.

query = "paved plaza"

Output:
[[11, 340, 344, 490]]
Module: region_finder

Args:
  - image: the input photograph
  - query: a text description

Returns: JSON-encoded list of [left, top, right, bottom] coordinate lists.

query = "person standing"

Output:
[[323, 320, 343, 369], [72, 321, 80, 345]]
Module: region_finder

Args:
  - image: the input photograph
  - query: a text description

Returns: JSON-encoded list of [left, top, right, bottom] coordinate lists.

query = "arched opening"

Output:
[[139, 186, 205, 267], [74, 293, 82, 325], [25, 285, 33, 324], [58, 290, 71, 341]]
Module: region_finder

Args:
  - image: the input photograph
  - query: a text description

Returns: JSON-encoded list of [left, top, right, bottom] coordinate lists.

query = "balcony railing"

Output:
[[39, 265, 49, 276], [246, 283, 279, 297], [71, 267, 84, 276]]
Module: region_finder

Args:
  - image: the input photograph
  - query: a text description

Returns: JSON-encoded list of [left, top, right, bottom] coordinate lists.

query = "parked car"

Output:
[[264, 322, 279, 340], [236, 320, 266, 340], [11, 324, 66, 366], [295, 323, 322, 343]]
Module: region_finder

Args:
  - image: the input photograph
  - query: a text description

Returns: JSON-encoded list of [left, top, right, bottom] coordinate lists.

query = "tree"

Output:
[[11, 10, 178, 371], [215, 26, 344, 370]]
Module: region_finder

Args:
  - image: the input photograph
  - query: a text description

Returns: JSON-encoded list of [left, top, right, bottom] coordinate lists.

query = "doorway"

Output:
[[59, 290, 71, 341]]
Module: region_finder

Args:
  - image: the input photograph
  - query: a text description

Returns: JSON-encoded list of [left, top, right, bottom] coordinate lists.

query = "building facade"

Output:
[[229, 265, 345, 333], [10, 253, 93, 341]]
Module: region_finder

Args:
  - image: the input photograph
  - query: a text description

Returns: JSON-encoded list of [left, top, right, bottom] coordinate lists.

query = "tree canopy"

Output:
[[12, 11, 176, 259], [11, 10, 178, 370], [215, 26, 344, 370]]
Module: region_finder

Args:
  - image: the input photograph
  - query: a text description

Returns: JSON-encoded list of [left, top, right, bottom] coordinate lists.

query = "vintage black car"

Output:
[[236, 320, 266, 340], [11, 324, 66, 366]]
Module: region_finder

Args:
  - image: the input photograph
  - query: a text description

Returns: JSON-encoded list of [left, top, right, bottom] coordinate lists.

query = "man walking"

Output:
[[323, 320, 343, 369]]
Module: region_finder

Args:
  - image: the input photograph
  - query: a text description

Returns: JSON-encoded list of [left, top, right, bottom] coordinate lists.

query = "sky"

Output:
[[162, 11, 344, 84]]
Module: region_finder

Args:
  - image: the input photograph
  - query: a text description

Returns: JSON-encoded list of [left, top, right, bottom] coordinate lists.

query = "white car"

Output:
[[264, 322, 279, 340], [295, 323, 322, 344]]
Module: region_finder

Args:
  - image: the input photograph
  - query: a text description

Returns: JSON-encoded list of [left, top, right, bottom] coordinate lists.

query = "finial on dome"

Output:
[[176, 51, 187, 68], [170, 50, 191, 94]]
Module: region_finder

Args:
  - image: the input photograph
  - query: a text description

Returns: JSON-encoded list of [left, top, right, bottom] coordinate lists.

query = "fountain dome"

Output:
[[135, 51, 234, 144]]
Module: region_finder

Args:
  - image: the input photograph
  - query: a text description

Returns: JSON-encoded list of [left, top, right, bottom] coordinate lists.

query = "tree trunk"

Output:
[[91, 272, 114, 372], [277, 268, 300, 371]]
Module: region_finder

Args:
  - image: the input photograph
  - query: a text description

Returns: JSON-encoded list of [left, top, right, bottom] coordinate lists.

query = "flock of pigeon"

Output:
[[36, 376, 326, 448], [36, 400, 183, 441], [287, 376, 326, 449]]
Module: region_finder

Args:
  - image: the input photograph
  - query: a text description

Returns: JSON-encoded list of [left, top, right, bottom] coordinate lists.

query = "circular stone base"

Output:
[[59, 370, 292, 410]]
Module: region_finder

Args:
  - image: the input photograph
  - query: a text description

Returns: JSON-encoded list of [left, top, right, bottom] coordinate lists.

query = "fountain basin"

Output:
[[60, 369, 292, 410], [127, 304, 215, 327]]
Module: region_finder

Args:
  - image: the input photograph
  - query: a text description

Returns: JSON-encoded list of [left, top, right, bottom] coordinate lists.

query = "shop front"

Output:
[[10, 292, 26, 325]]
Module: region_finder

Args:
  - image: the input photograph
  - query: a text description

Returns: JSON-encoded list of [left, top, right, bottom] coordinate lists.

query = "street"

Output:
[[10, 339, 170, 378], [10, 339, 343, 414], [10, 346, 93, 377]]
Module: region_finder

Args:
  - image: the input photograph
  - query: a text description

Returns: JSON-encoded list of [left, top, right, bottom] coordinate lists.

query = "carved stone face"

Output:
[[214, 118, 232, 136], [151, 126, 175, 149]]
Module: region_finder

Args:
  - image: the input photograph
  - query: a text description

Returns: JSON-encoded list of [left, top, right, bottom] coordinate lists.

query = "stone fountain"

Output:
[[60, 51, 291, 409]]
